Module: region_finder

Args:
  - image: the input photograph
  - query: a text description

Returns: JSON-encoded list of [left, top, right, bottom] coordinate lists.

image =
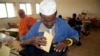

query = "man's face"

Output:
[[72, 13, 76, 19], [40, 13, 56, 29], [18, 11, 25, 18]]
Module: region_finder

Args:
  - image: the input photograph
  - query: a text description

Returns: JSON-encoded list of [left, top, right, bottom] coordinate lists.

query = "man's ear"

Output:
[[54, 11, 57, 16], [39, 13, 42, 16], [55, 11, 57, 15]]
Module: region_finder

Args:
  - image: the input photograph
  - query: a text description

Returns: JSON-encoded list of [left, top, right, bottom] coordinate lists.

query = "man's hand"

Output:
[[53, 40, 70, 52], [30, 36, 46, 49]]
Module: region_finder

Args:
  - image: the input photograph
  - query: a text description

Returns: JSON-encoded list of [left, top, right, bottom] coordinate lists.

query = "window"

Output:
[[19, 3, 32, 15], [0, 3, 15, 18], [6, 3, 15, 18], [0, 3, 7, 18], [19, 4, 26, 14], [36, 3, 39, 14]]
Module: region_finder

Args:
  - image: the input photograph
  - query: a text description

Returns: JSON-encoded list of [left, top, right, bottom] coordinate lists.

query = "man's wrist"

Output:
[[28, 38, 35, 45], [66, 38, 73, 47], [21, 38, 34, 46]]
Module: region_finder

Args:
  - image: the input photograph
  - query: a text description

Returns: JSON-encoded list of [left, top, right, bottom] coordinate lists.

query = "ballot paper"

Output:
[[41, 31, 53, 53]]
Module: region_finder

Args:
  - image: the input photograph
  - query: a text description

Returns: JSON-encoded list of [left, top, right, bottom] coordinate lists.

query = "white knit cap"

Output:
[[39, 0, 56, 16]]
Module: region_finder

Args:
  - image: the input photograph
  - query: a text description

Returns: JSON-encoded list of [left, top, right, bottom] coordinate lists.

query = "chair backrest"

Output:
[[90, 18, 97, 25]]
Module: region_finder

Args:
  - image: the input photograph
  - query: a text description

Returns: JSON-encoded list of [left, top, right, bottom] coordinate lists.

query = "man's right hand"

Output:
[[30, 36, 46, 49]]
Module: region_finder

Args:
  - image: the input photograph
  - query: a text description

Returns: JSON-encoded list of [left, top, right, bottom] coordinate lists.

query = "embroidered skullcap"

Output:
[[39, 0, 56, 16]]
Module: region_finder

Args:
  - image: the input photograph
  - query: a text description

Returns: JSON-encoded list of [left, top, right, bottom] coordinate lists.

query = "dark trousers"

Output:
[[19, 45, 68, 56]]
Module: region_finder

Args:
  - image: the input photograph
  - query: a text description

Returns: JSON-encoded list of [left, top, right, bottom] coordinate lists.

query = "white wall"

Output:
[[55, 0, 100, 18], [0, 0, 100, 27]]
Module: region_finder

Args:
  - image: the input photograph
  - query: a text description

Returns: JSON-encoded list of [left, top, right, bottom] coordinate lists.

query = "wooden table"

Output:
[[0, 33, 22, 56], [0, 27, 6, 32], [5, 28, 18, 32], [5, 28, 19, 40]]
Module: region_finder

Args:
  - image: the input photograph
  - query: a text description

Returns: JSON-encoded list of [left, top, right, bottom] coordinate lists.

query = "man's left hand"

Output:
[[53, 40, 69, 52]]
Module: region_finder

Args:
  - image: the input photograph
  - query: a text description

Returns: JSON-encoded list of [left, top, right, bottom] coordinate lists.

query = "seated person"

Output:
[[19, 0, 79, 56], [68, 13, 82, 46], [58, 15, 64, 20]]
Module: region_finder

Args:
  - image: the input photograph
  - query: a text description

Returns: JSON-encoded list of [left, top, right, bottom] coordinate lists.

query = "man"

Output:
[[68, 13, 82, 46], [19, 0, 79, 56], [58, 15, 64, 20], [18, 9, 36, 38]]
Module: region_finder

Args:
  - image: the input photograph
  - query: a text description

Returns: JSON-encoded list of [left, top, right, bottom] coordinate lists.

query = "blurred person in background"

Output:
[[18, 9, 36, 39]]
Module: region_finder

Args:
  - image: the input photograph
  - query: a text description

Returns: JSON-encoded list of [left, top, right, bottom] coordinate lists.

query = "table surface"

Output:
[[0, 28, 18, 32], [5, 28, 18, 32], [0, 44, 11, 56]]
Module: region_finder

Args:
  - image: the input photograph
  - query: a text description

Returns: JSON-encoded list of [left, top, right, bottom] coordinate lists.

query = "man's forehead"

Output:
[[18, 9, 24, 13]]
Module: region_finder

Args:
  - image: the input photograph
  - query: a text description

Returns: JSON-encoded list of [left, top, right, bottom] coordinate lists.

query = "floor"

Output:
[[67, 29, 100, 56]]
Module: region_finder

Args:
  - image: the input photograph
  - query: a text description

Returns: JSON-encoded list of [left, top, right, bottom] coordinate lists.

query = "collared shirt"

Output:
[[38, 23, 55, 36], [21, 18, 79, 43]]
